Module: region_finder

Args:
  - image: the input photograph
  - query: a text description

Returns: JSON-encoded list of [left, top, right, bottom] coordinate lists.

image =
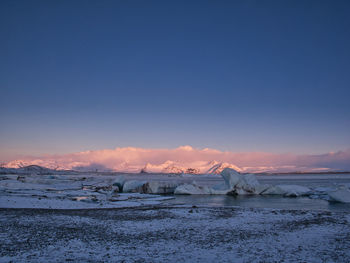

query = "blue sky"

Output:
[[1, 0, 350, 161]]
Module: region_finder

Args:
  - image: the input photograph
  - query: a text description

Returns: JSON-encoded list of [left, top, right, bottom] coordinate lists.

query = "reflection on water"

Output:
[[167, 195, 350, 212]]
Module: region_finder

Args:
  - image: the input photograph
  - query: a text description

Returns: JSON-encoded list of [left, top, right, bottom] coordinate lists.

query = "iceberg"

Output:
[[112, 176, 126, 191], [122, 180, 147, 193], [143, 181, 179, 194], [220, 168, 263, 195], [174, 183, 211, 195]]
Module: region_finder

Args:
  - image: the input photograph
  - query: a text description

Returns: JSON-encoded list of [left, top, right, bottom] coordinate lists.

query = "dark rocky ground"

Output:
[[0, 206, 349, 263]]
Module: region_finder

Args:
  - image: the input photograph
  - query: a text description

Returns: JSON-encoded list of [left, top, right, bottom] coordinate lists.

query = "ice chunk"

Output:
[[143, 181, 179, 194], [209, 182, 231, 195], [328, 187, 350, 203], [236, 173, 260, 193], [262, 185, 311, 197], [112, 176, 126, 190], [254, 184, 271, 195], [174, 183, 211, 195], [220, 168, 262, 195], [221, 168, 241, 188], [122, 180, 147, 193], [93, 182, 113, 192]]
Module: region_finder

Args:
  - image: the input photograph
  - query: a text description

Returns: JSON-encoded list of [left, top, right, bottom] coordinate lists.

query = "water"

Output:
[[257, 173, 350, 188], [165, 173, 350, 212], [167, 195, 350, 212]]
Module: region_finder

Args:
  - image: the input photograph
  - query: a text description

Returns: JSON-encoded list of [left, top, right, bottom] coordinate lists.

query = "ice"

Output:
[[218, 168, 263, 195], [174, 183, 211, 195], [221, 168, 241, 187], [1, 169, 350, 209], [209, 182, 232, 195], [261, 185, 312, 197], [328, 187, 350, 203], [143, 181, 179, 194], [112, 176, 126, 190], [0, 173, 176, 209], [122, 180, 147, 193]]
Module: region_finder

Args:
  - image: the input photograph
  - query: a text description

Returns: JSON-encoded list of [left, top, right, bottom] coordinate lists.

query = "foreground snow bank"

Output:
[[1, 207, 349, 263]]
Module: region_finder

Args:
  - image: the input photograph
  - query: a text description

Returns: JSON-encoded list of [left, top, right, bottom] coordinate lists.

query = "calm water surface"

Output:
[[165, 173, 350, 212]]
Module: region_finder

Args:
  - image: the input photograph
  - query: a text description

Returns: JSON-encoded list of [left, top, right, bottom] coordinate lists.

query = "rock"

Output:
[[93, 182, 113, 192], [185, 168, 200, 174], [328, 187, 350, 203], [143, 181, 179, 194], [71, 196, 98, 203], [174, 183, 211, 195], [17, 175, 26, 182], [261, 185, 311, 197], [122, 180, 147, 193], [112, 176, 126, 190], [112, 185, 120, 193]]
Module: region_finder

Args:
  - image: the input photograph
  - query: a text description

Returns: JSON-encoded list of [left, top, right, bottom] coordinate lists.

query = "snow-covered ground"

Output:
[[0, 206, 349, 263], [0, 173, 177, 209]]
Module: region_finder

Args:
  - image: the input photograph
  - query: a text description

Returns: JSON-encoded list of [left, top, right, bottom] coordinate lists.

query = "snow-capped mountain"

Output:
[[3, 158, 241, 174], [206, 162, 242, 174], [139, 160, 239, 174], [141, 161, 192, 174], [4, 160, 61, 170]]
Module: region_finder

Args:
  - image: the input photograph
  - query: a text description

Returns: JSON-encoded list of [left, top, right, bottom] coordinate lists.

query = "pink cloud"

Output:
[[4, 146, 350, 173]]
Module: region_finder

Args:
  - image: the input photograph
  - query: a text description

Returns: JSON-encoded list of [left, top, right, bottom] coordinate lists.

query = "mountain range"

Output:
[[3, 159, 241, 174]]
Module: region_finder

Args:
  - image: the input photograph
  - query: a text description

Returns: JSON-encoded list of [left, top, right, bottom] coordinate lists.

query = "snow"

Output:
[[0, 170, 350, 262], [206, 161, 242, 174], [1, 169, 350, 211], [0, 206, 349, 262], [0, 175, 173, 209]]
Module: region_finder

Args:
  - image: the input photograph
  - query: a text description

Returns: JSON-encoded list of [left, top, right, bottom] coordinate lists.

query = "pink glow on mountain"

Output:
[[4, 146, 350, 173]]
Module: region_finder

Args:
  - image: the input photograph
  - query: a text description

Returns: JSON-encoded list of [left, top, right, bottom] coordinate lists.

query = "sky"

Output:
[[1, 0, 350, 164]]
